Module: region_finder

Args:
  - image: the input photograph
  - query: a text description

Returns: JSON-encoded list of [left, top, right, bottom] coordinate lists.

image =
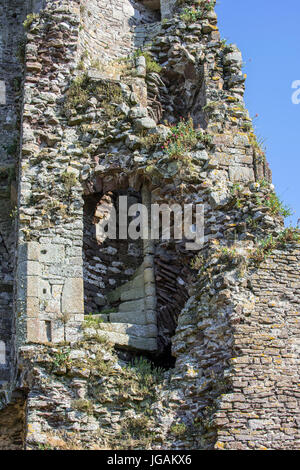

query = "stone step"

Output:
[[90, 329, 157, 352], [118, 298, 144, 313], [97, 322, 157, 338], [120, 286, 145, 302], [110, 310, 147, 325], [92, 314, 109, 322], [107, 266, 145, 303]]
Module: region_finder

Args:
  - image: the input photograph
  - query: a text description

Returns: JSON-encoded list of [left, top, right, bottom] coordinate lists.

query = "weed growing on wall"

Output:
[[23, 13, 39, 30], [179, 1, 214, 24], [252, 228, 300, 264], [65, 74, 124, 119], [161, 117, 211, 160], [264, 192, 292, 218], [64, 74, 90, 112], [133, 50, 162, 74]]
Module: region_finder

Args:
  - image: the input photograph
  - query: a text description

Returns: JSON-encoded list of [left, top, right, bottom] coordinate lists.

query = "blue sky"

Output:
[[216, 0, 300, 226]]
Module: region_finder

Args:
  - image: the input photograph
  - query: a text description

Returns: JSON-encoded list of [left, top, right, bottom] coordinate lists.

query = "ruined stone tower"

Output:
[[0, 0, 299, 450]]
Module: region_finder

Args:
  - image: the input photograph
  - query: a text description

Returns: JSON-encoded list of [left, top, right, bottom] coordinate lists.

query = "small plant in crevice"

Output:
[[65, 73, 125, 123], [53, 349, 70, 369], [72, 399, 94, 415], [180, 1, 214, 24], [64, 74, 90, 112], [162, 117, 211, 160], [170, 422, 187, 437], [264, 192, 292, 218], [251, 234, 277, 265], [83, 314, 105, 329], [219, 246, 238, 264], [202, 101, 220, 113], [23, 13, 39, 30], [220, 38, 232, 49], [61, 171, 78, 194], [258, 178, 269, 188], [278, 227, 300, 243], [10, 206, 18, 220], [122, 416, 153, 440], [127, 357, 164, 391], [133, 49, 162, 74], [190, 254, 204, 271], [94, 81, 123, 118], [251, 228, 300, 265], [246, 215, 259, 230], [248, 131, 266, 161], [229, 183, 245, 209], [140, 132, 164, 151]]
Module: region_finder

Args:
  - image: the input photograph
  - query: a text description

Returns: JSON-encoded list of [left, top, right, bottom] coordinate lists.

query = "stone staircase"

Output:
[[89, 264, 158, 352]]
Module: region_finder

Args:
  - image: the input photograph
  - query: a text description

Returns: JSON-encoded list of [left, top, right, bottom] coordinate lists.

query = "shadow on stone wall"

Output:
[[0, 390, 27, 450]]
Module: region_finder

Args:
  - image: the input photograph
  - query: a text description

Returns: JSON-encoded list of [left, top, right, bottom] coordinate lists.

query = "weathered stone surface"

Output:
[[96, 322, 157, 338], [133, 117, 157, 130], [118, 299, 145, 313], [229, 166, 255, 183], [62, 278, 84, 314], [0, 0, 298, 453], [110, 311, 148, 325]]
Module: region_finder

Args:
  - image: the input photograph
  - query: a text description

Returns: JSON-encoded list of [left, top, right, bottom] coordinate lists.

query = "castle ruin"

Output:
[[0, 0, 299, 450]]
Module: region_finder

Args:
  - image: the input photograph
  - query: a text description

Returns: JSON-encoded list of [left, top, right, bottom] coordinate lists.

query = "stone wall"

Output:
[[216, 244, 300, 450], [14, 0, 161, 352], [15, 0, 85, 349], [0, 0, 299, 452], [78, 0, 162, 70], [0, 0, 46, 391]]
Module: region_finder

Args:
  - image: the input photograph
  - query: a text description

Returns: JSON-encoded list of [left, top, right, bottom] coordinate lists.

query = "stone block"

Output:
[[145, 310, 156, 325], [51, 284, 63, 299], [107, 286, 122, 303], [145, 283, 156, 297], [229, 166, 255, 183], [86, 330, 157, 352], [44, 299, 61, 315], [62, 278, 84, 314], [118, 298, 144, 313], [144, 267, 155, 284], [65, 322, 83, 343], [39, 280, 51, 301], [120, 285, 145, 301], [51, 320, 65, 343], [26, 297, 39, 318], [19, 242, 40, 262], [27, 276, 39, 297], [39, 244, 65, 264], [110, 311, 147, 325], [97, 322, 157, 338], [145, 295, 157, 310], [27, 261, 41, 276], [131, 274, 145, 288], [27, 319, 41, 343]]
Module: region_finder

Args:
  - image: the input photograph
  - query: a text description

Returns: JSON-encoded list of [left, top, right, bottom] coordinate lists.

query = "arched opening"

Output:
[[134, 0, 161, 23], [83, 189, 144, 316]]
